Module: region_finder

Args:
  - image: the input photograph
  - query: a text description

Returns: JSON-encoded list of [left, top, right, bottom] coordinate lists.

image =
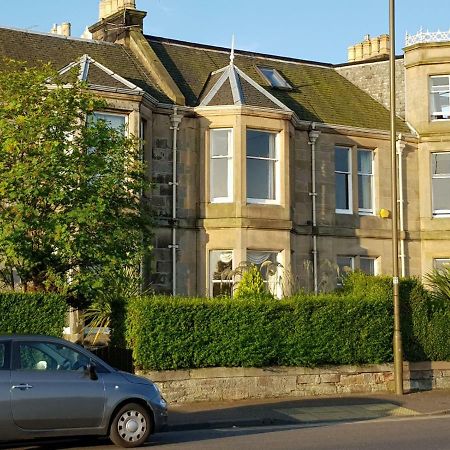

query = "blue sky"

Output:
[[1, 1, 449, 64]]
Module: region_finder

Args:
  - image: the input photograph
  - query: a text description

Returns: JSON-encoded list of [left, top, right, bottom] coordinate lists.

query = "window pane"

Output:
[[93, 112, 126, 132], [358, 150, 372, 174], [432, 153, 450, 175], [431, 77, 449, 88], [210, 251, 233, 297], [360, 258, 375, 275], [18, 342, 89, 371], [211, 129, 230, 157], [358, 175, 373, 210], [337, 256, 354, 274], [335, 147, 349, 172], [336, 173, 349, 210], [259, 67, 290, 88], [247, 158, 275, 200], [432, 178, 450, 211], [211, 158, 229, 199], [247, 130, 275, 158]]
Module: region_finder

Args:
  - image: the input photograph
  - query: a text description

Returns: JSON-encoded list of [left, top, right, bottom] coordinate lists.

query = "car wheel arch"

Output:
[[108, 398, 155, 435]]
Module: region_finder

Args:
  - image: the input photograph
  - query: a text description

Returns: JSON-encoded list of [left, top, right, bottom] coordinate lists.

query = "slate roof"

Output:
[[0, 27, 171, 104], [146, 35, 408, 132]]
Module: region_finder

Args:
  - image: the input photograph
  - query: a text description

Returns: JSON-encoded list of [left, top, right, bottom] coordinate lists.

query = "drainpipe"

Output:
[[169, 107, 183, 296], [308, 123, 321, 294], [396, 134, 406, 277]]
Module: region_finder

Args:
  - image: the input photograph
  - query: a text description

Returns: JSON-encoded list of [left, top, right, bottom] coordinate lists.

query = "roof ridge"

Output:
[[0, 25, 117, 46], [145, 34, 334, 68]]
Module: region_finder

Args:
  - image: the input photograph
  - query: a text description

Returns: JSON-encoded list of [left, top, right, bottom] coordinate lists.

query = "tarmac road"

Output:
[[3, 414, 450, 450]]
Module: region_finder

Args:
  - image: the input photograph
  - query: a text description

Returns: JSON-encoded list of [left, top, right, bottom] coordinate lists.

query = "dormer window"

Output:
[[257, 67, 291, 89], [430, 75, 450, 120]]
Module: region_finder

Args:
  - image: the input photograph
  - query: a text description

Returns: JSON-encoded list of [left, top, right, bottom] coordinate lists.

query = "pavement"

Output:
[[168, 390, 450, 431]]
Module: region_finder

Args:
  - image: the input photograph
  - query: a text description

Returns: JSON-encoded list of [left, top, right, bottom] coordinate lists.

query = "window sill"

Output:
[[210, 199, 233, 204], [432, 213, 450, 218], [247, 199, 280, 205], [336, 209, 353, 215]]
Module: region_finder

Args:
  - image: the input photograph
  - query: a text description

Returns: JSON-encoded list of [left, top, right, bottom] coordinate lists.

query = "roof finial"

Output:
[[230, 34, 235, 66]]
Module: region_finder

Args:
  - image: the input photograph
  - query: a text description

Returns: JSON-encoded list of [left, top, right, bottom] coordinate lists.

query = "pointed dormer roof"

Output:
[[199, 61, 291, 112], [58, 54, 144, 94]]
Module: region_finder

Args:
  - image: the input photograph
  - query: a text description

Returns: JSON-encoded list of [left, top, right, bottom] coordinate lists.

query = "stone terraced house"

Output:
[[0, 0, 449, 296]]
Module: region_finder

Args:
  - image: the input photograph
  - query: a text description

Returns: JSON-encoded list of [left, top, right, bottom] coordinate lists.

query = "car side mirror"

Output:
[[85, 362, 98, 381]]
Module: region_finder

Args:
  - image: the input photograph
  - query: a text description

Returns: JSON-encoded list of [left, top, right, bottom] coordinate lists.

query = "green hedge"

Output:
[[0, 292, 67, 336], [126, 274, 450, 371], [126, 293, 394, 370]]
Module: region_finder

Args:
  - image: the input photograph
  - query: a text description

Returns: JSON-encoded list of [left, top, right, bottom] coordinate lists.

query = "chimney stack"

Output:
[[50, 22, 71, 37], [99, 0, 136, 20], [347, 34, 390, 63]]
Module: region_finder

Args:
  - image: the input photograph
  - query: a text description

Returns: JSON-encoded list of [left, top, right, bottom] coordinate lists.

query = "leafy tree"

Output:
[[0, 59, 152, 303]]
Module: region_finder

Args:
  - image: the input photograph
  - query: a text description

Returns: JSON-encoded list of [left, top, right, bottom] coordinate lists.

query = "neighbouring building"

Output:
[[0, 1, 449, 296]]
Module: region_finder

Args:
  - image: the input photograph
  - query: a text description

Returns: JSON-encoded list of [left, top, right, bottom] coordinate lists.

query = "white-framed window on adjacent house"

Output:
[[358, 149, 374, 215], [247, 250, 282, 297], [246, 130, 279, 203], [210, 128, 233, 203], [335, 146, 352, 213], [209, 250, 233, 297], [431, 152, 450, 217], [430, 75, 450, 120], [360, 256, 378, 275], [433, 258, 450, 270]]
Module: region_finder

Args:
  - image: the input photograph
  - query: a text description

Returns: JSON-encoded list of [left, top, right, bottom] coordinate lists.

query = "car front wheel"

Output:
[[109, 402, 152, 448]]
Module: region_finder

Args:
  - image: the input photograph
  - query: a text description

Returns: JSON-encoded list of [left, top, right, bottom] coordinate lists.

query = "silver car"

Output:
[[0, 335, 167, 448]]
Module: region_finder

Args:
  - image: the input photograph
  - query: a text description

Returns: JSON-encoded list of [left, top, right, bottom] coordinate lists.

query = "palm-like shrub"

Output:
[[424, 267, 450, 301]]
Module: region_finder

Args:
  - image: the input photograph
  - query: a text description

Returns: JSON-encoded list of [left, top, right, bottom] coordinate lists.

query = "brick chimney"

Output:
[[348, 34, 390, 63]]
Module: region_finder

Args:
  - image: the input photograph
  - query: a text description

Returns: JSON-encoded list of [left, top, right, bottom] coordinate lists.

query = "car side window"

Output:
[[17, 342, 90, 372]]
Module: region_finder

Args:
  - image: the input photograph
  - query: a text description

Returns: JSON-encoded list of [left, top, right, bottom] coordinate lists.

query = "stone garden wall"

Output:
[[140, 362, 450, 403]]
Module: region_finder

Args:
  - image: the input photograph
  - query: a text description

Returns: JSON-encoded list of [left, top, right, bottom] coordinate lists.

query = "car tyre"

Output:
[[109, 402, 152, 448]]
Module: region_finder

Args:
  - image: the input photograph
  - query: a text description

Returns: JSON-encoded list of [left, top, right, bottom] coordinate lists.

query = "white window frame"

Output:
[[209, 250, 233, 297], [357, 148, 375, 215], [431, 152, 450, 217], [335, 146, 353, 214], [433, 258, 450, 270], [257, 66, 292, 89], [360, 256, 379, 275], [430, 75, 450, 121], [210, 128, 233, 203], [246, 130, 280, 205]]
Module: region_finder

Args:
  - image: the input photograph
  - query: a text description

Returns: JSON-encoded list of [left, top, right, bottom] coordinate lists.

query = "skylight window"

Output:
[[258, 67, 291, 89]]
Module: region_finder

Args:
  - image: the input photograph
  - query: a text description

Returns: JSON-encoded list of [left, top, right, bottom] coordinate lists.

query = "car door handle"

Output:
[[11, 384, 33, 390]]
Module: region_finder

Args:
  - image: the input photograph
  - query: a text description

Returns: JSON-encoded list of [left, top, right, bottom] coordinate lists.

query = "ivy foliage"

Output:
[[0, 60, 152, 302]]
